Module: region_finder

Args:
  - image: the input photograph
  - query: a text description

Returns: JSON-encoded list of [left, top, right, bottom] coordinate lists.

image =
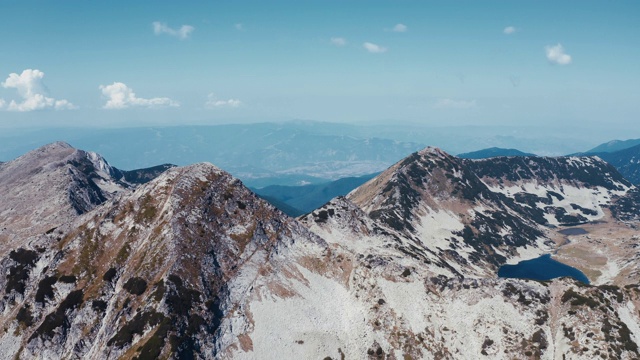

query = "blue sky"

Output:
[[0, 0, 639, 131]]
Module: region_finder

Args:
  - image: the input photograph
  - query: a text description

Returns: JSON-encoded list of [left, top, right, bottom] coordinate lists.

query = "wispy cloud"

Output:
[[330, 37, 347, 47], [152, 21, 194, 40], [433, 98, 477, 109], [235, 23, 244, 31], [545, 43, 572, 65], [1, 69, 75, 112], [206, 93, 242, 108], [391, 23, 408, 33], [503, 26, 517, 35], [363, 42, 387, 53], [99, 82, 179, 109]]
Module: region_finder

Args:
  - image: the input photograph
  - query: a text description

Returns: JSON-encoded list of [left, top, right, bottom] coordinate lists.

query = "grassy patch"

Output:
[[135, 195, 158, 224]]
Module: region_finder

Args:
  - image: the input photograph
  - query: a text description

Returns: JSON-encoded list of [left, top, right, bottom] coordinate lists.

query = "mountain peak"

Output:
[[417, 146, 448, 157], [180, 161, 223, 174], [44, 141, 74, 149]]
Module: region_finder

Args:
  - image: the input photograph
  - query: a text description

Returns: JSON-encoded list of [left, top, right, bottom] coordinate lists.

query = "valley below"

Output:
[[547, 213, 640, 287]]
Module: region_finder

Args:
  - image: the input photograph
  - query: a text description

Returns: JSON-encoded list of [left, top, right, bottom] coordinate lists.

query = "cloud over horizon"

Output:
[[152, 21, 194, 40], [1, 69, 75, 112], [100, 82, 179, 109], [363, 42, 387, 53], [206, 93, 242, 108], [545, 44, 572, 65]]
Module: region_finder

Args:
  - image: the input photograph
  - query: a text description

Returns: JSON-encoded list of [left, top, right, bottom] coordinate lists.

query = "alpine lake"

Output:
[[498, 227, 590, 284]]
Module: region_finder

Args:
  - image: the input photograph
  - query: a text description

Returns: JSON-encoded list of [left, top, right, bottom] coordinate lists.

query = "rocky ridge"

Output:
[[0, 143, 639, 359]]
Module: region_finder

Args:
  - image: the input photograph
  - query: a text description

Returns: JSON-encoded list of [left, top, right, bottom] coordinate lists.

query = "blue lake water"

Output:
[[498, 254, 590, 284]]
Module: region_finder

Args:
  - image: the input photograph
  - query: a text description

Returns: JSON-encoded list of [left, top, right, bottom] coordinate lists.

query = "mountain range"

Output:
[[0, 142, 639, 359], [0, 122, 623, 187], [587, 139, 640, 154], [252, 173, 378, 216], [587, 144, 640, 185], [457, 147, 536, 159]]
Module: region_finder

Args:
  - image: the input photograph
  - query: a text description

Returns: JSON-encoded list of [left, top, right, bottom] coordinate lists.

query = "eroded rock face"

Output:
[[0, 143, 175, 258], [0, 144, 639, 359], [0, 142, 127, 255], [344, 147, 551, 274], [465, 155, 632, 226]]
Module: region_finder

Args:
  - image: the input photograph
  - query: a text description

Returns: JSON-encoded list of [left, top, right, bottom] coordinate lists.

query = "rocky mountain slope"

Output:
[[0, 143, 639, 359], [596, 144, 640, 185], [465, 155, 631, 226], [0, 160, 334, 359], [344, 147, 551, 273], [0, 143, 173, 256], [0, 142, 128, 255]]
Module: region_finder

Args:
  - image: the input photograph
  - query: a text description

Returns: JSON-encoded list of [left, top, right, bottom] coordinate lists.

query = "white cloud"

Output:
[[433, 98, 477, 109], [206, 93, 241, 108], [392, 23, 408, 33], [1, 69, 75, 112], [235, 23, 244, 31], [330, 37, 347, 47], [503, 26, 517, 35], [152, 21, 194, 40], [545, 44, 572, 65], [99, 82, 179, 109], [363, 42, 387, 53]]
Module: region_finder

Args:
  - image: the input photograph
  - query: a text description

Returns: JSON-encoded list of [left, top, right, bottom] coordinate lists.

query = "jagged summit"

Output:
[[417, 146, 447, 157], [0, 142, 174, 256], [0, 143, 124, 252]]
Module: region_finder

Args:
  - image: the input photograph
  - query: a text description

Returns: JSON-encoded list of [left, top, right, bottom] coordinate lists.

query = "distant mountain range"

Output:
[[592, 144, 640, 184], [457, 147, 536, 159], [568, 138, 640, 184], [459, 142, 640, 185], [0, 124, 424, 188], [252, 173, 378, 216], [587, 138, 640, 153], [0, 122, 624, 186]]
